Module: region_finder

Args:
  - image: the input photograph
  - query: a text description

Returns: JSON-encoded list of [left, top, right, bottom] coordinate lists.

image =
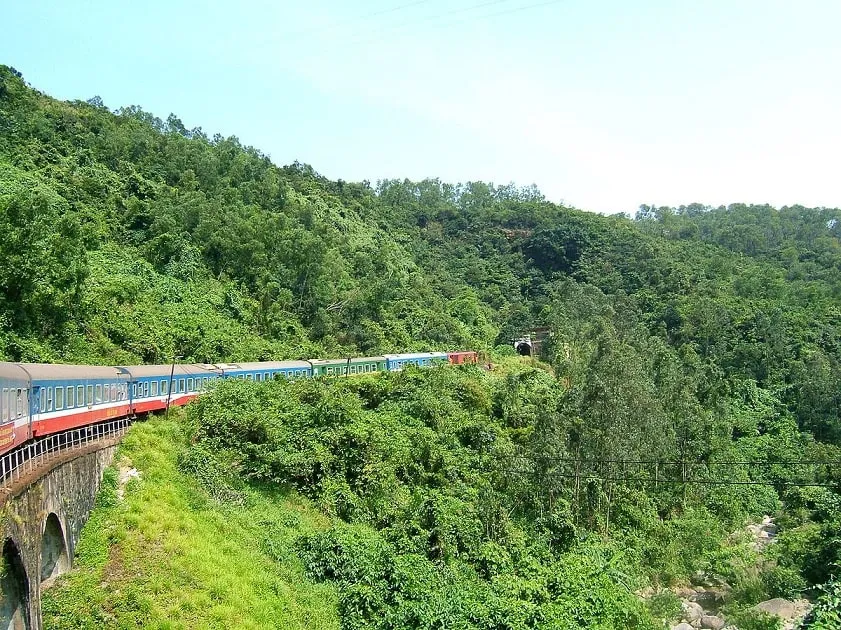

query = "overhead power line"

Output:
[[493, 455, 841, 488], [292, 0, 566, 61], [501, 454, 841, 467], [341, 0, 520, 45], [280, 0, 437, 41], [503, 470, 841, 489]]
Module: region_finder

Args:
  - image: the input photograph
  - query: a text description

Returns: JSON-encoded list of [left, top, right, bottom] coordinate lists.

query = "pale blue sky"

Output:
[[3, 1, 840, 213]]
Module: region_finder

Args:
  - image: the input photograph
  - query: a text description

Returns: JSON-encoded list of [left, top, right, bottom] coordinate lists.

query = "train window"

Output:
[[104, 385, 110, 403], [46, 387, 53, 411], [16, 390, 24, 418], [176, 378, 183, 392], [202, 377, 208, 390], [95, 384, 102, 403], [263, 372, 269, 381], [1, 388, 7, 422], [66, 386, 74, 408], [255, 373, 262, 382], [86, 385, 93, 405], [326, 367, 333, 375], [40, 388, 47, 413], [187, 378, 194, 391], [160, 380, 168, 395], [151, 381, 158, 396], [55, 386, 64, 410], [77, 385, 84, 406]]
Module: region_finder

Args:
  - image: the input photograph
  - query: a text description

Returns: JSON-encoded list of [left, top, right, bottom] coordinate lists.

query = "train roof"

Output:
[[17, 363, 125, 380], [309, 357, 385, 366], [216, 361, 311, 371], [120, 364, 221, 378], [383, 352, 447, 360], [0, 362, 32, 382]]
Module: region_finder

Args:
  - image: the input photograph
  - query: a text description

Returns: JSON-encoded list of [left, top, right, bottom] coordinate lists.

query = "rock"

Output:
[[117, 465, 141, 499], [674, 586, 697, 599], [636, 586, 655, 599], [672, 624, 695, 630], [682, 601, 704, 624], [691, 589, 727, 612], [755, 598, 797, 620], [701, 615, 725, 630]]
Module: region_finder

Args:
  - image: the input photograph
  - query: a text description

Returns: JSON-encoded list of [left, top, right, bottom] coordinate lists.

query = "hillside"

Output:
[[2, 65, 840, 628]]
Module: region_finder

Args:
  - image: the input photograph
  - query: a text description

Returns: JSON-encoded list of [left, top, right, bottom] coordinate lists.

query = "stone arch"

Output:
[[0, 537, 30, 629], [39, 514, 69, 584]]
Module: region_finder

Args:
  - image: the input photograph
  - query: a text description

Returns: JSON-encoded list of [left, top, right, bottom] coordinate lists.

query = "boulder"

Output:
[[682, 601, 704, 624], [672, 624, 695, 630], [755, 598, 797, 620], [700, 615, 725, 630], [691, 589, 727, 610], [673, 586, 697, 599]]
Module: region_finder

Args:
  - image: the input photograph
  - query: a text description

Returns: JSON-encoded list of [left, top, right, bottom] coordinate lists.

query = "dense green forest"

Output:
[[3, 64, 840, 628]]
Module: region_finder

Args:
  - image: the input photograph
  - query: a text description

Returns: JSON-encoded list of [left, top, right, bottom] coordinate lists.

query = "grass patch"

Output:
[[41, 415, 340, 630]]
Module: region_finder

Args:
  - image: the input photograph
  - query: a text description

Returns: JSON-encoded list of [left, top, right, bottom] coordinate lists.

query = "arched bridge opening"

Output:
[[0, 538, 30, 629], [39, 515, 68, 585]]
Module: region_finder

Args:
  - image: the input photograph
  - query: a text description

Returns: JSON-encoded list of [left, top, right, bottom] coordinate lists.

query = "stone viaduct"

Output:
[[0, 435, 122, 630]]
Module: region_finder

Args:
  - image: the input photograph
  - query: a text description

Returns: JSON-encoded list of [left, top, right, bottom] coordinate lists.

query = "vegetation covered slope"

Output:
[[2, 64, 840, 626], [41, 416, 340, 629]]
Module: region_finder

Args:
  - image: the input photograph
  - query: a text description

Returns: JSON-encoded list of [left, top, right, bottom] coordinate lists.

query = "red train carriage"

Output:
[[447, 351, 477, 365]]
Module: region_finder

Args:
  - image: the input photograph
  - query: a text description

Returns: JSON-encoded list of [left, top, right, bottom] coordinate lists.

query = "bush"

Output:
[[721, 604, 782, 630], [800, 575, 841, 630], [646, 590, 682, 624]]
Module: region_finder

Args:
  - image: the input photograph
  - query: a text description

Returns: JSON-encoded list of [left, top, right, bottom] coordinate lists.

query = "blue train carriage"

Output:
[[215, 361, 312, 382], [121, 363, 221, 414], [12, 364, 129, 440], [383, 352, 448, 372], [309, 356, 387, 377], [0, 363, 33, 455]]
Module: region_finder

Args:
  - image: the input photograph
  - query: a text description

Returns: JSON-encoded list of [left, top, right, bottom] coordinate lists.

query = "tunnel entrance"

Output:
[[40, 514, 69, 585], [514, 337, 534, 356], [0, 538, 29, 629]]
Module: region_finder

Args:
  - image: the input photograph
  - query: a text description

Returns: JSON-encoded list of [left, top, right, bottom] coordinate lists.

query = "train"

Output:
[[0, 351, 478, 457]]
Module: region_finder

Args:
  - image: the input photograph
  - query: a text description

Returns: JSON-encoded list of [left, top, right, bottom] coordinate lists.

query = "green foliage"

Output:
[[4, 63, 841, 626], [42, 417, 339, 629], [801, 575, 841, 630], [646, 590, 682, 624], [719, 604, 782, 630]]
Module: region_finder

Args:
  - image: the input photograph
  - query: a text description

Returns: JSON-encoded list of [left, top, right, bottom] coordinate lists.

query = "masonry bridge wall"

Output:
[[0, 443, 117, 630]]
